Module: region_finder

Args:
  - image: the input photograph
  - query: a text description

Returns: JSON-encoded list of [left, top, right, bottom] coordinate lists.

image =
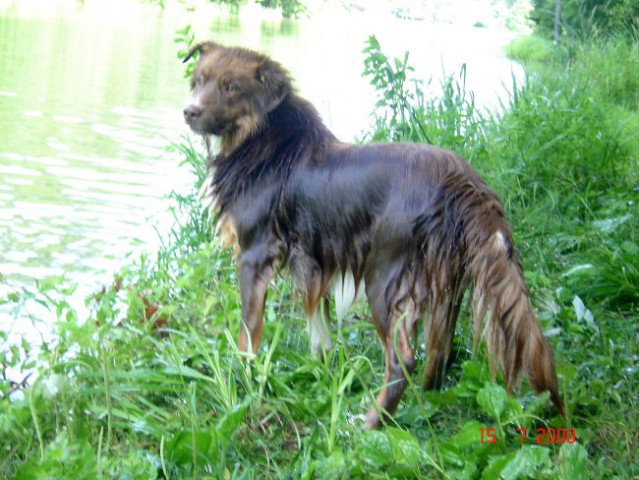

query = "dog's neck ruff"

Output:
[[201, 94, 335, 219]]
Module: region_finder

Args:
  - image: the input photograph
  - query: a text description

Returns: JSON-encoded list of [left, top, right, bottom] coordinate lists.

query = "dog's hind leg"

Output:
[[422, 296, 462, 390], [364, 268, 416, 429]]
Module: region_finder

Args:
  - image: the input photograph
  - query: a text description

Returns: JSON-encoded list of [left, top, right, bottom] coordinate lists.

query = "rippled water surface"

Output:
[[0, 0, 521, 339], [0, 1, 190, 285]]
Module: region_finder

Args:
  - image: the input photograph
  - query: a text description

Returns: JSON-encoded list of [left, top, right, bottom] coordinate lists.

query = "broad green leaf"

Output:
[[217, 400, 249, 441], [355, 429, 392, 468], [313, 451, 347, 477], [386, 427, 422, 466], [477, 382, 508, 419], [165, 429, 217, 467], [452, 420, 483, 448], [482, 452, 515, 480], [482, 446, 550, 480], [439, 442, 464, 467], [557, 443, 589, 480], [452, 360, 492, 399]]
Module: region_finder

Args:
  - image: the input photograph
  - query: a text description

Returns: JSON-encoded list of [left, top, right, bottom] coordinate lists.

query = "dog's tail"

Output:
[[463, 190, 564, 416]]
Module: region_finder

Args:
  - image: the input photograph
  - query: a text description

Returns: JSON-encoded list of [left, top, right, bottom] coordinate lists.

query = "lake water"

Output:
[[0, 0, 522, 341]]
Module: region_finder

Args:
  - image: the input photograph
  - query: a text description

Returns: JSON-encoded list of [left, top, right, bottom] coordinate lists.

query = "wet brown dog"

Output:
[[182, 41, 564, 428]]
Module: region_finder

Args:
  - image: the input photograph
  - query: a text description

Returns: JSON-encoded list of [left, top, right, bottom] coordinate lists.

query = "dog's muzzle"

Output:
[[183, 104, 203, 123]]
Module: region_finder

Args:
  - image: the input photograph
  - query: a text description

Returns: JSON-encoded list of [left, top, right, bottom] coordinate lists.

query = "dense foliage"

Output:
[[142, 0, 305, 17], [1, 28, 638, 480], [531, 0, 639, 38]]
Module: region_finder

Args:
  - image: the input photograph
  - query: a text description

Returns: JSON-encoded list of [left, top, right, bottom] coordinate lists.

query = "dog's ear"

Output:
[[182, 41, 220, 64], [256, 58, 292, 111]]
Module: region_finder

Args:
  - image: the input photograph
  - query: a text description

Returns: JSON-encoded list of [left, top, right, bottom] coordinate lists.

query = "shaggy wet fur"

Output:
[[182, 41, 564, 428]]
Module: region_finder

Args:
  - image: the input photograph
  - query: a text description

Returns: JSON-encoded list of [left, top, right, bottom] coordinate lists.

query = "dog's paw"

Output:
[[364, 409, 382, 430]]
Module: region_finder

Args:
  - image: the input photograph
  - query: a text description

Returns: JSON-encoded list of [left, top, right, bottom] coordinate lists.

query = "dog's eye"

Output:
[[195, 76, 204, 87], [225, 82, 238, 93]]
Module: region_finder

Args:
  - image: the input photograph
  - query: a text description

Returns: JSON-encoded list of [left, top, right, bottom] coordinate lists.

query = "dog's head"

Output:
[[183, 41, 292, 150]]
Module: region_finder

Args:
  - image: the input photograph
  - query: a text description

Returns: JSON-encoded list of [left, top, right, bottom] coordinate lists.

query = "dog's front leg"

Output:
[[238, 249, 274, 355]]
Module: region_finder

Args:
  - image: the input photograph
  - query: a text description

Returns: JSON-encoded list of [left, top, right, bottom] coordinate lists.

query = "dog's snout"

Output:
[[183, 104, 202, 121]]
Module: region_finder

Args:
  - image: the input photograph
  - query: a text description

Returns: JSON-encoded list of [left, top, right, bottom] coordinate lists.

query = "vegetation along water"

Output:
[[1, 0, 637, 478]]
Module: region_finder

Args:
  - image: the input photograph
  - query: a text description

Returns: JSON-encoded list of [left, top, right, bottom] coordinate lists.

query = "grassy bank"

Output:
[[1, 33, 638, 479]]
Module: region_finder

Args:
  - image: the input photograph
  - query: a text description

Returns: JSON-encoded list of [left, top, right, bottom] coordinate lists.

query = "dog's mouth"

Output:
[[183, 103, 232, 137], [185, 115, 232, 137], [209, 123, 232, 136]]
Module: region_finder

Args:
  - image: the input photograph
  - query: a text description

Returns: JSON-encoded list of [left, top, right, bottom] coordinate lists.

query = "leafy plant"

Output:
[[175, 25, 197, 79], [530, 0, 639, 39], [361, 35, 485, 162], [257, 0, 306, 18]]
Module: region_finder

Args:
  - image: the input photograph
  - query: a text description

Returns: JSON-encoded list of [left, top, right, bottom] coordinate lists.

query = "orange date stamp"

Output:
[[479, 427, 578, 445]]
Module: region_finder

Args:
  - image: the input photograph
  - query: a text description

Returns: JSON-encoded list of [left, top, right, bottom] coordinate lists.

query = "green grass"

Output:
[[2, 33, 638, 479], [505, 36, 558, 66]]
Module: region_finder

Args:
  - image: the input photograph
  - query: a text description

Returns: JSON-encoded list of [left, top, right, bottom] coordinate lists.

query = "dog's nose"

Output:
[[183, 104, 202, 121]]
